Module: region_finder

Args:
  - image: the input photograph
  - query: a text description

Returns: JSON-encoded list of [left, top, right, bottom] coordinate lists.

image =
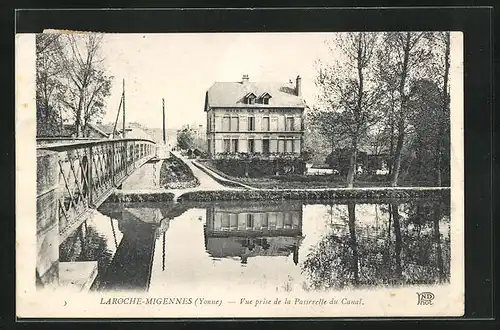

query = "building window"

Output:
[[284, 213, 292, 228], [246, 94, 256, 104], [248, 116, 255, 131], [223, 116, 230, 131], [261, 213, 269, 228], [278, 137, 285, 153], [230, 214, 238, 229], [278, 115, 285, 131], [231, 139, 239, 153], [223, 115, 239, 132], [221, 213, 230, 230], [230, 116, 239, 132], [223, 139, 231, 152], [286, 117, 295, 131], [262, 138, 270, 155], [248, 139, 255, 153], [246, 214, 254, 228], [286, 138, 293, 153], [262, 116, 270, 131], [277, 136, 295, 153], [259, 93, 271, 104]]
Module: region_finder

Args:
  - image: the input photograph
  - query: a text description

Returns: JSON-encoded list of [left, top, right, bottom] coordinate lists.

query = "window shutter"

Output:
[[239, 114, 248, 131], [270, 116, 278, 131], [239, 136, 247, 152], [254, 138, 263, 153], [278, 115, 285, 131]]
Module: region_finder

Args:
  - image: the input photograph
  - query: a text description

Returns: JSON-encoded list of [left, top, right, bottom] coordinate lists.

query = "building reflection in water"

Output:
[[204, 202, 304, 265]]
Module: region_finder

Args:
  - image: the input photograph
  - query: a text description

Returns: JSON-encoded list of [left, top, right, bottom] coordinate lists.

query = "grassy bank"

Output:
[[106, 191, 175, 203], [199, 160, 434, 189], [160, 156, 199, 189], [177, 187, 450, 202]]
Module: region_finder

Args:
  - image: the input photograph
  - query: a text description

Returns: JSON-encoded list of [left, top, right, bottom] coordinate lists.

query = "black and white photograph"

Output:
[[16, 29, 464, 318]]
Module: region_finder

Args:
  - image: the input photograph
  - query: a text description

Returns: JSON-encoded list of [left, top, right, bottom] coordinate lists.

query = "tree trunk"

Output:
[[432, 202, 444, 282], [390, 121, 405, 187], [390, 33, 411, 187], [436, 32, 450, 187], [348, 202, 359, 285], [391, 202, 403, 280], [346, 138, 358, 188]]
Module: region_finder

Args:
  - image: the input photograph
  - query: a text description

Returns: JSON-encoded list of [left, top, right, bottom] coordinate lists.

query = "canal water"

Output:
[[59, 198, 450, 293]]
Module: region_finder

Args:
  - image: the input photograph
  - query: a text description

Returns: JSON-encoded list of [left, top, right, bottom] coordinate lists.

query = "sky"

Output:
[[99, 33, 333, 130]]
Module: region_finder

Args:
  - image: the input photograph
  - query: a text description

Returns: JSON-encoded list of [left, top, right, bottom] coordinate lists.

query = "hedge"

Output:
[[107, 191, 175, 203], [212, 158, 306, 177], [177, 188, 450, 202]]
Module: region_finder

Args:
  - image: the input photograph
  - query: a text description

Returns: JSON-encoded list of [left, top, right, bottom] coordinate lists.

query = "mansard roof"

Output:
[[205, 80, 306, 110]]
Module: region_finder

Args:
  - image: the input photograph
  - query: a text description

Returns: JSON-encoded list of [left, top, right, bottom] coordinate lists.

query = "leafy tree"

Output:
[[176, 128, 196, 150], [405, 79, 444, 183]]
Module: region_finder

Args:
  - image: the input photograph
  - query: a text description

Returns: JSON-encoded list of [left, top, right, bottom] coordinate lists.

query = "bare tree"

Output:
[[429, 32, 451, 186], [377, 32, 431, 186], [59, 34, 112, 137], [312, 33, 382, 187], [36, 34, 66, 136]]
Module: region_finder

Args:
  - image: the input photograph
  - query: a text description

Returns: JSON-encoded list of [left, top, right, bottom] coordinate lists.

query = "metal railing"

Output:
[[38, 138, 156, 240]]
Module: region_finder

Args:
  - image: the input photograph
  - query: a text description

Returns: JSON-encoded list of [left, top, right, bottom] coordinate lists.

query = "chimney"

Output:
[[296, 75, 302, 97], [242, 74, 249, 84]]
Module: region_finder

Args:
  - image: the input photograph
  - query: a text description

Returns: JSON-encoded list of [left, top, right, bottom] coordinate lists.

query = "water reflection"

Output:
[[301, 200, 450, 290], [59, 213, 122, 290], [59, 198, 450, 293], [204, 202, 303, 265]]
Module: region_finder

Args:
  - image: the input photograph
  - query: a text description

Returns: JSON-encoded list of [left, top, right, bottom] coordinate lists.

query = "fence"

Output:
[[37, 138, 156, 241]]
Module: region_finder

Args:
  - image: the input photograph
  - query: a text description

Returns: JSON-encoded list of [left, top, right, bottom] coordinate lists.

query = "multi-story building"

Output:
[[204, 74, 306, 158]]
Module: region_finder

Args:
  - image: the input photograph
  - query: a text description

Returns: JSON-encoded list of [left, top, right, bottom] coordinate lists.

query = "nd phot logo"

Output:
[[416, 292, 435, 305]]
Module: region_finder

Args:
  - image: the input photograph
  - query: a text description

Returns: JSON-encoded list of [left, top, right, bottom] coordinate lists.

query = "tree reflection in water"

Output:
[[301, 199, 450, 290], [59, 222, 113, 289]]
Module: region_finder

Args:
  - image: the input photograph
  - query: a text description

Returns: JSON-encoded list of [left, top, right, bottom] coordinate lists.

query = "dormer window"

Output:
[[245, 92, 257, 105], [259, 92, 272, 105]]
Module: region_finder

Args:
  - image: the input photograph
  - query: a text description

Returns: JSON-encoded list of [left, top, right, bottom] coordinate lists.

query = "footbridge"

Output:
[[36, 137, 163, 288]]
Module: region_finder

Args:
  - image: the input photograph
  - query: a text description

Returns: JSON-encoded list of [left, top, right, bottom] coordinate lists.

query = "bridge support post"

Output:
[[36, 150, 61, 288]]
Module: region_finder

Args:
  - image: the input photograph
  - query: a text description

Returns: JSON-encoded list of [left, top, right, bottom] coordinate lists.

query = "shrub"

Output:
[[177, 187, 450, 202], [212, 157, 306, 177]]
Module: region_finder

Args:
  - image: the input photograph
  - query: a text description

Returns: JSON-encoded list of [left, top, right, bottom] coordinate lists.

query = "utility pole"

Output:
[[162, 98, 166, 144], [122, 78, 126, 138]]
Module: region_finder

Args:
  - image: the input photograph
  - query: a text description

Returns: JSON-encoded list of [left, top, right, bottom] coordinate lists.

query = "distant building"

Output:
[[61, 121, 117, 138], [117, 122, 154, 141], [204, 74, 306, 158], [87, 122, 115, 138]]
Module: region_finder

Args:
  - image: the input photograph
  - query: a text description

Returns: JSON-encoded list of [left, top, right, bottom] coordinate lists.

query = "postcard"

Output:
[[16, 31, 464, 318]]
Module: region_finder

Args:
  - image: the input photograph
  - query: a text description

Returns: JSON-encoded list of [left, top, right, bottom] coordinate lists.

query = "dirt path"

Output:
[[170, 151, 228, 190]]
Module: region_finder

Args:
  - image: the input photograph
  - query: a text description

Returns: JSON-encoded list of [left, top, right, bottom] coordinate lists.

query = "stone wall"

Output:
[[36, 150, 61, 288]]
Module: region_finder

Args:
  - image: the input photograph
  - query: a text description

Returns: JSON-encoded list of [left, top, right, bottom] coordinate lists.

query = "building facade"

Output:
[[204, 74, 306, 158]]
